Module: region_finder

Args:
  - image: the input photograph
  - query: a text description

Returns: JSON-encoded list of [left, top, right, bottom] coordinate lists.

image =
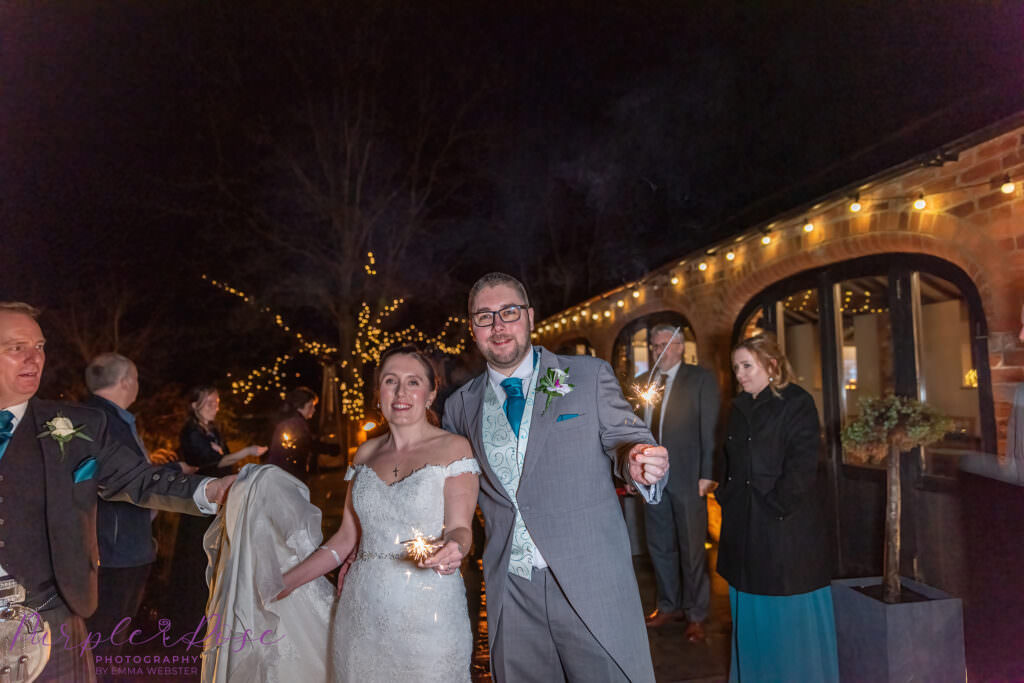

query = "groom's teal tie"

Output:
[[0, 410, 14, 462], [501, 378, 526, 436]]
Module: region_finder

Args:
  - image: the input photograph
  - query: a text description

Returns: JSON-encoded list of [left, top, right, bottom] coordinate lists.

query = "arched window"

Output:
[[554, 337, 596, 357], [734, 254, 994, 475], [612, 311, 697, 383]]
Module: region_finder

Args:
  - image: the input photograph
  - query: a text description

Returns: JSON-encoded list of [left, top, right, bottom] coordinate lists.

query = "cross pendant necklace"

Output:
[[393, 465, 400, 479]]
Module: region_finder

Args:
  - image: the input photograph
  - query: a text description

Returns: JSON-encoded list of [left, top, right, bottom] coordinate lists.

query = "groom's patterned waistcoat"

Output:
[[481, 365, 540, 578]]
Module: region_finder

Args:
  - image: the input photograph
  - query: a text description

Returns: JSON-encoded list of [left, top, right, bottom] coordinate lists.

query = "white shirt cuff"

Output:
[[632, 479, 661, 505], [193, 477, 218, 514]]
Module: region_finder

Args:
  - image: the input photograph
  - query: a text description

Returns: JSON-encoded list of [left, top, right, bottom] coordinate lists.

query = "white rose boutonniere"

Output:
[[537, 368, 574, 414], [37, 412, 93, 457]]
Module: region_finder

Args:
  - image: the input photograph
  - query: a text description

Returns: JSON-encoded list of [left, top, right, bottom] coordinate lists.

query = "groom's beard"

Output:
[[481, 333, 529, 371]]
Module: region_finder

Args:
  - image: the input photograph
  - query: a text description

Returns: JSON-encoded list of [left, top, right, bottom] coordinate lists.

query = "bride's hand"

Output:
[[420, 539, 465, 576], [335, 550, 356, 596]]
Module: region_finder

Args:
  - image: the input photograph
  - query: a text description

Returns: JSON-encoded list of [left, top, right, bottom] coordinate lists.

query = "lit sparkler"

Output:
[[402, 530, 441, 562], [632, 382, 665, 408], [632, 325, 682, 408]]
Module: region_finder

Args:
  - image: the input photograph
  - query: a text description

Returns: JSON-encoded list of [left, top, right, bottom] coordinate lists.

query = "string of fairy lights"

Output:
[[532, 170, 1019, 338], [202, 252, 468, 419]]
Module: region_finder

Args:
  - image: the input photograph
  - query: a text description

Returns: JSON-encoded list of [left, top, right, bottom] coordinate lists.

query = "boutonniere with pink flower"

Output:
[[37, 413, 93, 458], [537, 368, 574, 414]]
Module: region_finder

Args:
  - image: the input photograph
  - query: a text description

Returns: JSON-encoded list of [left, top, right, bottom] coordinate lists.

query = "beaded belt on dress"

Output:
[[355, 551, 407, 560]]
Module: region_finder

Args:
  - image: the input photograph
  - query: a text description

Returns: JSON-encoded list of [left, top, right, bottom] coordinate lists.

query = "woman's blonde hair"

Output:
[[732, 333, 796, 394]]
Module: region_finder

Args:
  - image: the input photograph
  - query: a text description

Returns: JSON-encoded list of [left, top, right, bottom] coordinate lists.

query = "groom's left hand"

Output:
[[421, 540, 465, 576], [628, 444, 669, 486]]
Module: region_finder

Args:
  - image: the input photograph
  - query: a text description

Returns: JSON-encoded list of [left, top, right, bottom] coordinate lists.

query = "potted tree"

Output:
[[832, 394, 965, 682]]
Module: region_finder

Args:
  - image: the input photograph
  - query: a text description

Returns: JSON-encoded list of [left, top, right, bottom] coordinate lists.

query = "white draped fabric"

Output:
[[201, 465, 339, 683]]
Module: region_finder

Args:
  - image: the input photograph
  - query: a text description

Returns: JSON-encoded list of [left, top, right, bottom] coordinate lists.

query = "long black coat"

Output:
[[715, 382, 832, 595]]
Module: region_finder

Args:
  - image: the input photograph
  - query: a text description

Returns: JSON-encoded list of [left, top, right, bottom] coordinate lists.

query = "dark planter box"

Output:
[[831, 577, 965, 683]]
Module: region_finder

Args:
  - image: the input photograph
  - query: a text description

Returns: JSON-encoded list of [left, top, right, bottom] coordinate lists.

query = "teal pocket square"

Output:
[[73, 457, 97, 483], [556, 413, 581, 422]]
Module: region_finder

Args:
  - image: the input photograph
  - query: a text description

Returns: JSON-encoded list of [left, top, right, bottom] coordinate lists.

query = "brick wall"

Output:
[[537, 122, 1024, 456]]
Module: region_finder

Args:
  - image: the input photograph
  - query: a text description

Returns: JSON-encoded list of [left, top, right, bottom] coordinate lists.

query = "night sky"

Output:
[[3, 1, 1024, 403]]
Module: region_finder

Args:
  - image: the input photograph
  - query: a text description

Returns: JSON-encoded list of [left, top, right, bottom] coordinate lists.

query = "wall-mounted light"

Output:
[[761, 235, 772, 245], [725, 251, 736, 261], [849, 195, 862, 213], [913, 193, 926, 210], [803, 219, 814, 233], [616, 299, 624, 308], [670, 276, 680, 285], [1001, 175, 1016, 194], [698, 262, 708, 271], [632, 290, 640, 299]]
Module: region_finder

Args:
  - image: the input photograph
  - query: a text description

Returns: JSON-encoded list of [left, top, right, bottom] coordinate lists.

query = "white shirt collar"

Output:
[[2, 401, 29, 430], [656, 360, 682, 383], [487, 347, 536, 393]]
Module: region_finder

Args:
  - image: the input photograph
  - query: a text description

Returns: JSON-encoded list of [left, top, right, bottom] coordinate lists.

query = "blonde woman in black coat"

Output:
[[716, 334, 839, 682]]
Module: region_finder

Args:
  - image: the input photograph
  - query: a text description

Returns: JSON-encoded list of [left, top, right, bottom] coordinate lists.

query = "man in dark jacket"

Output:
[[636, 324, 720, 641], [0, 302, 234, 683], [83, 352, 170, 658]]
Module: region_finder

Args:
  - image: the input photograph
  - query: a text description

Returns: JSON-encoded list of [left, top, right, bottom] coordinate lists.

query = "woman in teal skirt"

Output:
[[717, 334, 839, 682]]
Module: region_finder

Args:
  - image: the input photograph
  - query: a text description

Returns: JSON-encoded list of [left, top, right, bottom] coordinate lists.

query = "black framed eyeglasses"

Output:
[[471, 304, 529, 328]]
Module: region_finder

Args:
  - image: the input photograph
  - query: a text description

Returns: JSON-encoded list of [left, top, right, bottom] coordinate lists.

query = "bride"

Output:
[[278, 344, 479, 682]]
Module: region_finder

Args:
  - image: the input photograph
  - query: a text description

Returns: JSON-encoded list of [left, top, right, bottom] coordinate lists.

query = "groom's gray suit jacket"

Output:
[[443, 347, 663, 682]]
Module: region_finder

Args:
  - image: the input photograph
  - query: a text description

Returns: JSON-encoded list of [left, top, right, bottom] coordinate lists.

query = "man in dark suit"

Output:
[[638, 324, 720, 641], [83, 352, 168, 660], [0, 302, 234, 682]]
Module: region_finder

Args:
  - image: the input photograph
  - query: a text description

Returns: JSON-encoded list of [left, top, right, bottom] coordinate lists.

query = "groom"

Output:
[[439, 273, 668, 682]]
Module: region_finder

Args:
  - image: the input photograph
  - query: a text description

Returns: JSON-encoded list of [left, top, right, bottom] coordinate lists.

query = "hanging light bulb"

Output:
[[698, 262, 708, 272], [761, 235, 772, 245], [632, 290, 640, 299], [849, 195, 862, 213], [670, 276, 680, 285], [1001, 175, 1016, 194], [913, 194, 926, 210], [725, 251, 736, 261], [803, 219, 814, 233], [616, 299, 625, 308]]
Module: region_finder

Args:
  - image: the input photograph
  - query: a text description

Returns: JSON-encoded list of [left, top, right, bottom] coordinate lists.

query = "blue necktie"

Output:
[[0, 410, 14, 462], [501, 378, 526, 436]]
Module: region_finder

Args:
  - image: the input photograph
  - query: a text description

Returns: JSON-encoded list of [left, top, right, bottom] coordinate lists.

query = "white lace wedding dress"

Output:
[[333, 458, 479, 682]]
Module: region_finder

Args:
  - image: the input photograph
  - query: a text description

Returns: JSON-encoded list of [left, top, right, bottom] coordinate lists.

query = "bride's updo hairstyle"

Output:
[[732, 333, 796, 396], [375, 343, 441, 427]]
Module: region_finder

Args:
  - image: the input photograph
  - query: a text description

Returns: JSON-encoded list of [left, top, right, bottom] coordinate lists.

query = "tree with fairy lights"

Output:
[[203, 262, 468, 455]]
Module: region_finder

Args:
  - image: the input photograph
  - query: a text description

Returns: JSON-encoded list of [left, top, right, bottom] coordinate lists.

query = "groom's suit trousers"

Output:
[[491, 567, 629, 683]]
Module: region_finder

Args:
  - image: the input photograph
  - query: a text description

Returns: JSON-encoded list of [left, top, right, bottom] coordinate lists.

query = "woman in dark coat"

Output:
[[179, 386, 265, 477], [170, 386, 265, 627], [716, 334, 839, 682]]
